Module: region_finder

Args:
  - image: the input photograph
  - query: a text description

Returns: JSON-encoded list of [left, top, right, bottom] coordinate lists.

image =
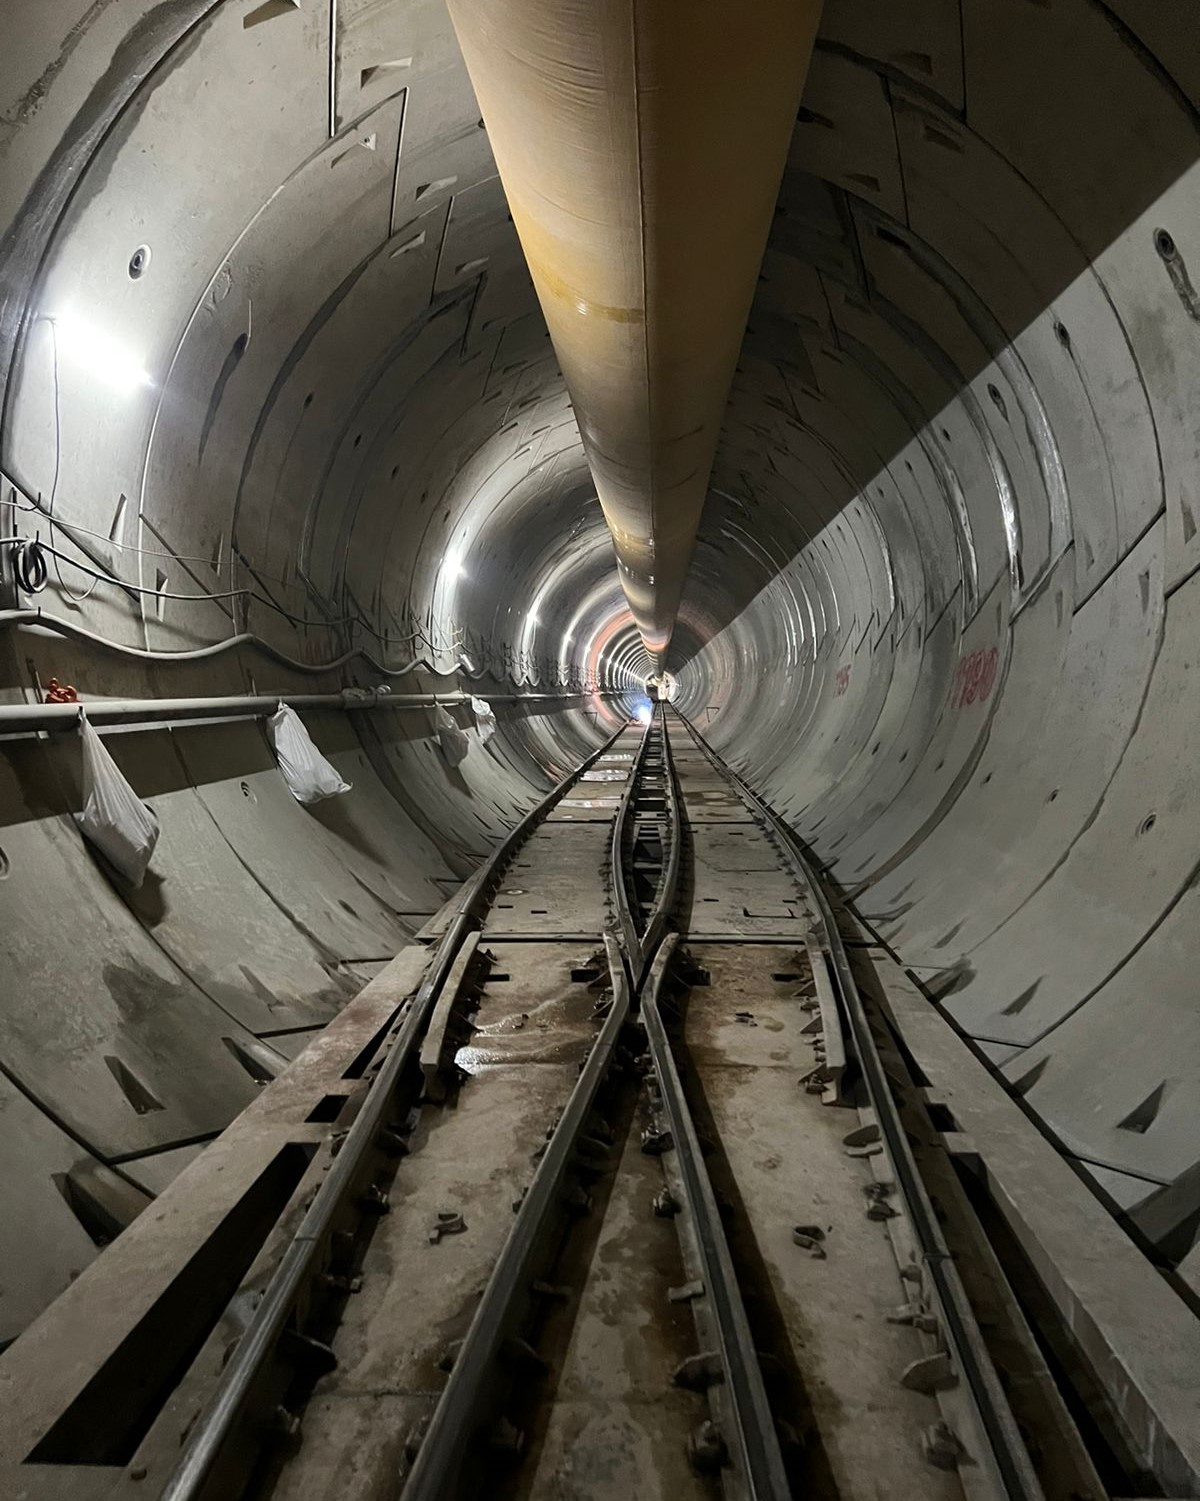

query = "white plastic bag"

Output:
[[267, 704, 351, 804], [470, 695, 497, 745], [432, 705, 470, 768], [77, 714, 160, 885]]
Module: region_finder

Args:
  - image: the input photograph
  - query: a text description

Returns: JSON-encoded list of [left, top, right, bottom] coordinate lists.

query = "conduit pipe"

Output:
[[445, 0, 823, 661]]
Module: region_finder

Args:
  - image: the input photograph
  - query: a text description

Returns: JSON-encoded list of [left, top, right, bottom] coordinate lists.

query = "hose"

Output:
[[7, 538, 48, 594]]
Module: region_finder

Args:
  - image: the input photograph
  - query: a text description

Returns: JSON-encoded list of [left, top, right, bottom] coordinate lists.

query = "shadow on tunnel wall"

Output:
[[667, 13, 1200, 1248]]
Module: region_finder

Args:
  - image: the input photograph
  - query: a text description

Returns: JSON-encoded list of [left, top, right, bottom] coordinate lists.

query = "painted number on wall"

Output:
[[835, 665, 851, 696], [954, 646, 999, 709]]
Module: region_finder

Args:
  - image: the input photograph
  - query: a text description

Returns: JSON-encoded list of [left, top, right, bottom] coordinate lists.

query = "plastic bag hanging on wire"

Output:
[[76, 713, 160, 885], [470, 695, 497, 745], [432, 704, 470, 768], [267, 704, 351, 804]]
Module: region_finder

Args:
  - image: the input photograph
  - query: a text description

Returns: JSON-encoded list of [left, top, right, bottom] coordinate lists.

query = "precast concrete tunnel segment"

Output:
[[0, 4, 1199, 1497]]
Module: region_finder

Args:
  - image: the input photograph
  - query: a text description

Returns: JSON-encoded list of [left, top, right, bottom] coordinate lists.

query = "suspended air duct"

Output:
[[445, 0, 824, 660]]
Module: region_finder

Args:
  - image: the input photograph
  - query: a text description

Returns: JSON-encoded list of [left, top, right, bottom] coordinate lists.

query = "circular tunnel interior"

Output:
[[1, 0, 1198, 1349]]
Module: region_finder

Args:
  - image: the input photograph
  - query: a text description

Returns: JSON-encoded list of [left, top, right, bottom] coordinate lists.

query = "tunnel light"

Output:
[[527, 609, 540, 627], [635, 703, 652, 724], [442, 547, 467, 583], [48, 310, 153, 393]]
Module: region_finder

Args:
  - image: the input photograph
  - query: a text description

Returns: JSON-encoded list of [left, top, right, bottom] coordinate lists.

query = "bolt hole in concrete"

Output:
[[1139, 812, 1157, 835], [1155, 227, 1177, 258], [0, 844, 9, 878], [1047, 789, 1059, 803], [127, 244, 150, 278], [240, 780, 256, 802]]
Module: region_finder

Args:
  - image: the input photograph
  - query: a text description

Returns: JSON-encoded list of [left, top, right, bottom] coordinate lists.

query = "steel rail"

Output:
[[400, 932, 632, 1500], [640, 704, 683, 970], [641, 933, 793, 1501], [608, 704, 682, 982], [158, 721, 628, 1501], [672, 707, 1044, 1501], [611, 710, 793, 1497], [609, 711, 659, 973]]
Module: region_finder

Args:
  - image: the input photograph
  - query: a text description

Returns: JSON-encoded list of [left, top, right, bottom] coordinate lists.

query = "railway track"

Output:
[[98, 709, 1109, 1501]]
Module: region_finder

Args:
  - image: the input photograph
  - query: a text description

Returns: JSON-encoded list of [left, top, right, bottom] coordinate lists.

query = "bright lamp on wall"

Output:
[[46, 309, 153, 394]]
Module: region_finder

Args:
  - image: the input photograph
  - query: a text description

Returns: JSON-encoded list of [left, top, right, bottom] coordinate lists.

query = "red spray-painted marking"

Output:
[[834, 665, 851, 696], [954, 646, 999, 709]]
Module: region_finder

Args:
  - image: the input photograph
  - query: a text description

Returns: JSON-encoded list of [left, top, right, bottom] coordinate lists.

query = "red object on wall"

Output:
[[953, 647, 999, 710], [43, 678, 78, 704]]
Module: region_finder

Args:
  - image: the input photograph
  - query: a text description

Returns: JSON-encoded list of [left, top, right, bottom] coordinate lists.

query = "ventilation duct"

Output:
[[445, 0, 824, 659]]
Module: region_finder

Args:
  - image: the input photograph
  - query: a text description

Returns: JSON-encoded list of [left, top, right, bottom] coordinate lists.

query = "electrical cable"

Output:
[[2, 535, 446, 657], [0, 606, 444, 676], [4, 538, 250, 600], [43, 319, 98, 604], [7, 483, 463, 651], [8, 322, 479, 671], [6, 538, 47, 593]]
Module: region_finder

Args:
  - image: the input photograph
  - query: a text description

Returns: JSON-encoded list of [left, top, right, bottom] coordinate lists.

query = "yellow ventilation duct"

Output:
[[445, 0, 823, 661]]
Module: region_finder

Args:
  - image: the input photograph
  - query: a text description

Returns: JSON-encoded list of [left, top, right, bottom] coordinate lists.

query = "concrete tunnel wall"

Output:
[[0, 0, 1196, 1340]]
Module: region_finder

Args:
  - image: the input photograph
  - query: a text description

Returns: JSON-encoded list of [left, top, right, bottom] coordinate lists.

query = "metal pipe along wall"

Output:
[[444, 0, 824, 660]]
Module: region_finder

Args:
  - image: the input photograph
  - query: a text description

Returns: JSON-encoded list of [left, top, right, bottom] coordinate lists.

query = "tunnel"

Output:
[[0, 3, 1198, 1498]]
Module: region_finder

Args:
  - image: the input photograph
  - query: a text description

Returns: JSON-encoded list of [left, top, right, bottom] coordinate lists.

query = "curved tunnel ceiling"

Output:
[[1, 0, 1199, 1336]]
